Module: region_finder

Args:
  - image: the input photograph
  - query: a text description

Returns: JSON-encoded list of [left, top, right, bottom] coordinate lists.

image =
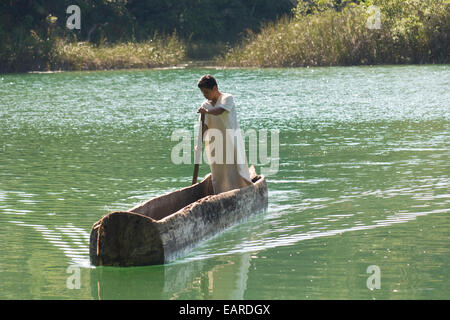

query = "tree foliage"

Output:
[[0, 0, 295, 71], [0, 0, 295, 44], [221, 0, 450, 67], [1, 0, 448, 72]]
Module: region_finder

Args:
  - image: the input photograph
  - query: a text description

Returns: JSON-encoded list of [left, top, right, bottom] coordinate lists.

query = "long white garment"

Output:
[[201, 93, 252, 194]]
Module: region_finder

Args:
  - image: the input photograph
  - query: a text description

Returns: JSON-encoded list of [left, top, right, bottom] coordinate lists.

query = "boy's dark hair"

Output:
[[197, 74, 217, 89]]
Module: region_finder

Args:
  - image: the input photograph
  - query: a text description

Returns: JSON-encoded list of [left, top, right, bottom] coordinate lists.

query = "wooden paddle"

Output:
[[192, 113, 205, 185]]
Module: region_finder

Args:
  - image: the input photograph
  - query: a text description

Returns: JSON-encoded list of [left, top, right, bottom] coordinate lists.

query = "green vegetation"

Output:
[[52, 34, 185, 71], [219, 0, 450, 67], [1, 1, 448, 72], [0, 0, 293, 73], [1, 30, 185, 73]]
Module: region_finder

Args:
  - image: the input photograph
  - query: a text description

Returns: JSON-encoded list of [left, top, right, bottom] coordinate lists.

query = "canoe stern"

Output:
[[89, 211, 164, 267]]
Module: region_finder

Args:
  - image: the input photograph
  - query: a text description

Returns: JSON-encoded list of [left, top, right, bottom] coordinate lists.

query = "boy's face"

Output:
[[200, 86, 216, 101]]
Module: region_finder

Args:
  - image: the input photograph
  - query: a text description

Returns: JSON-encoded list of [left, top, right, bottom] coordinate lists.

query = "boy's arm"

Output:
[[197, 106, 224, 138], [197, 106, 226, 115]]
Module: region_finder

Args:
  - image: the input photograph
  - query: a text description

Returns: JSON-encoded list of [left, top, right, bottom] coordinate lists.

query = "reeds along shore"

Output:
[[1, 1, 448, 73], [0, 32, 186, 73], [52, 35, 185, 71], [218, 0, 450, 67]]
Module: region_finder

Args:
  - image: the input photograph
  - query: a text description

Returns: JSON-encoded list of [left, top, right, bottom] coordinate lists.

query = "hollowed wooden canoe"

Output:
[[89, 166, 268, 267]]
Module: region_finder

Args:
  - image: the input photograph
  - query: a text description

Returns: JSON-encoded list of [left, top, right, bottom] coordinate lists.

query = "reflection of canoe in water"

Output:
[[90, 252, 252, 299], [89, 165, 268, 267]]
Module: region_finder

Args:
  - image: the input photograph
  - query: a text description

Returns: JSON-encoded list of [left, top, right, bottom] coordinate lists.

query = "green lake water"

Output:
[[0, 65, 449, 299]]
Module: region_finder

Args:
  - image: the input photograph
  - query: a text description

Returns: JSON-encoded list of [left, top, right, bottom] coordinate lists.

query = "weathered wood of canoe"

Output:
[[89, 166, 268, 267], [90, 211, 164, 266]]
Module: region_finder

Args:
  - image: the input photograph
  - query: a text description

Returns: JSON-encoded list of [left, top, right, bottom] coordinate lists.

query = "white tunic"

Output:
[[201, 93, 252, 194]]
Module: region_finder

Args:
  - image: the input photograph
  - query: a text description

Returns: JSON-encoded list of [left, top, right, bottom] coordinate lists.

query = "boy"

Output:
[[197, 74, 252, 194]]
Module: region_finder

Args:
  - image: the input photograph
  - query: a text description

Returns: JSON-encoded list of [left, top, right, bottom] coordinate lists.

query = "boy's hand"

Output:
[[197, 106, 225, 115], [197, 106, 208, 114]]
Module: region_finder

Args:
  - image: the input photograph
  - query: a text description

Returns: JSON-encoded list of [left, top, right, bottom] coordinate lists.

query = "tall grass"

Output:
[[0, 32, 186, 73], [218, 0, 450, 67], [52, 33, 186, 71]]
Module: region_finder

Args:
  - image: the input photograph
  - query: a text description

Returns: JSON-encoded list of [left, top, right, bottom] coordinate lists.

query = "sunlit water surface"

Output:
[[0, 65, 449, 299]]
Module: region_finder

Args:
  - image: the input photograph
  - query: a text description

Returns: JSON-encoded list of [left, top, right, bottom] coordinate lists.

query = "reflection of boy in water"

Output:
[[197, 74, 252, 194]]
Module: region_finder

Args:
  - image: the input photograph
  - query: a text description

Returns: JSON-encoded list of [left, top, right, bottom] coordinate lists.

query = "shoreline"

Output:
[[11, 61, 448, 76]]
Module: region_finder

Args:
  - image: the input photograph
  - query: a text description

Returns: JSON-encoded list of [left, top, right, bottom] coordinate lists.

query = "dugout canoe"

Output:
[[89, 166, 268, 267]]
